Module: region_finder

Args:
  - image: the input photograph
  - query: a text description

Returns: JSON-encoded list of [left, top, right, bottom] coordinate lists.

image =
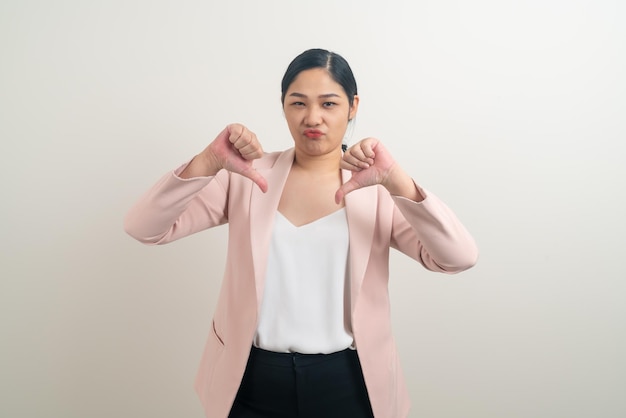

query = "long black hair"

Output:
[[280, 48, 358, 107]]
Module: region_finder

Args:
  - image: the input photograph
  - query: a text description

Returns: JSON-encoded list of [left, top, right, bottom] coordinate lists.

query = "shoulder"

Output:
[[253, 148, 295, 169]]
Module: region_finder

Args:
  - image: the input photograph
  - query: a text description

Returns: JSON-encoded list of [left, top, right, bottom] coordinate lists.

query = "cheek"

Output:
[[333, 115, 349, 129], [283, 112, 296, 126], [285, 116, 302, 136]]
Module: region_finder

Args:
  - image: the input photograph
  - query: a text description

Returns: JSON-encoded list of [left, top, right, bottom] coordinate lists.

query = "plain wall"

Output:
[[1, 0, 624, 417]]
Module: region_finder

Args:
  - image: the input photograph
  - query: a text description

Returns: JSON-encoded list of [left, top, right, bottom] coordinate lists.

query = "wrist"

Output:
[[200, 147, 223, 174], [179, 151, 221, 179], [382, 165, 425, 202]]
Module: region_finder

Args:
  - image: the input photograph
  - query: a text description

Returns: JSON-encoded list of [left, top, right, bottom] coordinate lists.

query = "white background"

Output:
[[1, 1, 624, 417]]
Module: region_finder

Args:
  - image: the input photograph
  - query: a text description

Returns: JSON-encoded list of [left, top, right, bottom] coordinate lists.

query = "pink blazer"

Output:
[[124, 148, 478, 418]]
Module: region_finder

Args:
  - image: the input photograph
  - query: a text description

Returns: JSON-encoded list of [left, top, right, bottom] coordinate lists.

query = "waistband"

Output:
[[249, 346, 356, 368]]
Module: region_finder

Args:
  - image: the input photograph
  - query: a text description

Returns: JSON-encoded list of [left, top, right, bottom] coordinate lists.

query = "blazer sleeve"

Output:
[[389, 185, 478, 274], [123, 163, 231, 245]]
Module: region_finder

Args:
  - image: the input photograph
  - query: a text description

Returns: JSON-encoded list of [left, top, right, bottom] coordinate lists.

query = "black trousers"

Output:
[[229, 346, 375, 418]]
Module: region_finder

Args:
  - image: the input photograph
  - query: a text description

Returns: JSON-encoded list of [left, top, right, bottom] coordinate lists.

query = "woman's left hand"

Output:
[[335, 138, 424, 203], [335, 138, 395, 203]]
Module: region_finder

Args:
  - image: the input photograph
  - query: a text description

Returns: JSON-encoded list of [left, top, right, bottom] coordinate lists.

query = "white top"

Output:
[[253, 208, 353, 354]]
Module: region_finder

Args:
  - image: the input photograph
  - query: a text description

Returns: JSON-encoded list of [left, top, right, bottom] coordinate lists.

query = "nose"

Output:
[[304, 105, 322, 127]]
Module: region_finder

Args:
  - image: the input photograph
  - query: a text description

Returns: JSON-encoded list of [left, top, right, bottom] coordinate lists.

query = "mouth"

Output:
[[303, 129, 324, 139]]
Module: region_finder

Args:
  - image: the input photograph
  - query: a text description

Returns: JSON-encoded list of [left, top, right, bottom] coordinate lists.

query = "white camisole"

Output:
[[253, 208, 353, 354]]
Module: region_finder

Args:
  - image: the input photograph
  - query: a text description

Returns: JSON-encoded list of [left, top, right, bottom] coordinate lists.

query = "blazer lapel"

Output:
[[248, 153, 378, 316], [249, 149, 294, 309], [342, 170, 378, 314]]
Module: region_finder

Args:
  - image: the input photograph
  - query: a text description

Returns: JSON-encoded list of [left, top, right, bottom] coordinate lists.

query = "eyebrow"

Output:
[[288, 92, 342, 99]]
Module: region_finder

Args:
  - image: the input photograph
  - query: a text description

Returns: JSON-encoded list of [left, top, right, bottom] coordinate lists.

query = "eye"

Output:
[[291, 101, 305, 107], [323, 102, 337, 108]]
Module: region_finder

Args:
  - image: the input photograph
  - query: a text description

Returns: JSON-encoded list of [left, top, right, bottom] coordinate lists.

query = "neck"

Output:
[[292, 148, 342, 173]]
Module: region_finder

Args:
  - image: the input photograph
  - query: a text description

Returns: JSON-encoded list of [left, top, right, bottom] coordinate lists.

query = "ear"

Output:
[[348, 95, 360, 120]]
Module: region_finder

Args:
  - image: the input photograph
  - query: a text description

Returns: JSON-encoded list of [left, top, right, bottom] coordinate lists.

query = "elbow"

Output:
[[446, 234, 479, 274], [123, 212, 161, 245], [453, 252, 479, 273], [123, 214, 145, 243], [426, 243, 478, 275], [123, 220, 141, 243], [443, 247, 479, 274]]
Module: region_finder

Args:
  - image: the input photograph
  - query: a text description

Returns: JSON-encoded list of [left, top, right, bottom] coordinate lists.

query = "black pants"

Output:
[[229, 346, 375, 418]]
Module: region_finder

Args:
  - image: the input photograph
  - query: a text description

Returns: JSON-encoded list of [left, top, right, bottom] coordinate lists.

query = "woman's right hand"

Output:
[[180, 123, 268, 192]]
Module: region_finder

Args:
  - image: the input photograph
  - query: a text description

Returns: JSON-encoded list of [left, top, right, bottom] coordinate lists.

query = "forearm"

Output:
[[392, 191, 478, 273], [124, 166, 227, 244]]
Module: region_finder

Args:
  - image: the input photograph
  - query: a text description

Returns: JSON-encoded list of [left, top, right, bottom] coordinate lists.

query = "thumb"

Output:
[[335, 179, 360, 204], [240, 167, 268, 193]]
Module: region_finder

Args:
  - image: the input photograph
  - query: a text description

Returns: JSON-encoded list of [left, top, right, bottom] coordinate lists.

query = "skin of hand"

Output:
[[180, 123, 268, 192], [335, 137, 424, 203]]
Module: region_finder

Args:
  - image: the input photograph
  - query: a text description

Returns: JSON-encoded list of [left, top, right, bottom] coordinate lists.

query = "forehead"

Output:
[[286, 68, 346, 97]]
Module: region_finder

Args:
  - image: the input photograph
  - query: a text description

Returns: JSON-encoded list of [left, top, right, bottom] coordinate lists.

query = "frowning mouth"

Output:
[[303, 129, 324, 138]]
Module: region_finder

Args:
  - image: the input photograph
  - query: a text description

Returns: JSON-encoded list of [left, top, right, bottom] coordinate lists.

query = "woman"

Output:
[[125, 48, 478, 418]]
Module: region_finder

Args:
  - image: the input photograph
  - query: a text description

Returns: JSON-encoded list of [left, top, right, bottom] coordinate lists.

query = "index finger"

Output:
[[360, 138, 377, 158]]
